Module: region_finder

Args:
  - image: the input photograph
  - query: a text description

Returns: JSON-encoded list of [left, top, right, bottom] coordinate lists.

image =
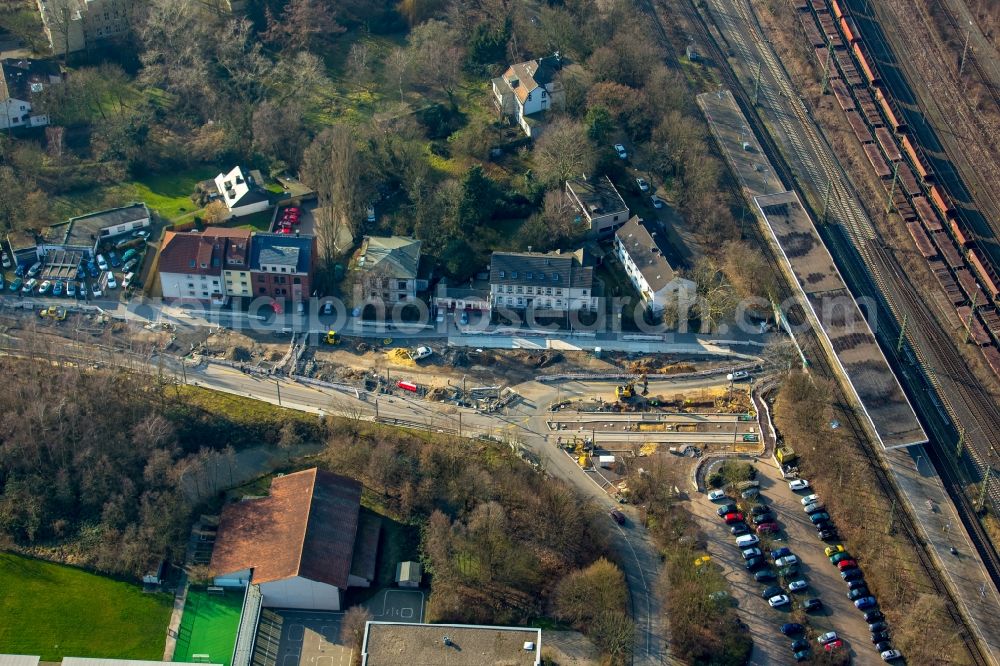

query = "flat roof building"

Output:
[[361, 622, 541, 666], [41, 203, 151, 256], [565, 175, 629, 236]]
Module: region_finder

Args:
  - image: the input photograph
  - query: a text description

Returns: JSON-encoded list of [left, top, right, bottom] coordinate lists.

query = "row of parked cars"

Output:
[[711, 479, 832, 662], [6, 247, 143, 299]]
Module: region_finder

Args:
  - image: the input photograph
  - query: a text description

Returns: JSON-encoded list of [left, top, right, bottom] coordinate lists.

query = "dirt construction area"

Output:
[[689, 457, 880, 665]]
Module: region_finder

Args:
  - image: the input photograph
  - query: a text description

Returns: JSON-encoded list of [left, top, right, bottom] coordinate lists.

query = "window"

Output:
[[398, 280, 407, 290], [526, 272, 532, 280], [527, 92, 532, 101], [582, 289, 588, 296], [516, 286, 523, 294], [506, 285, 513, 293], [499, 270, 505, 278], [538, 272, 545, 280], [188, 283, 194, 288], [257, 275, 265, 282], [202, 291, 208, 297], [546, 288, 552, 295], [293, 277, 300, 285], [553, 274, 559, 282], [511, 271, 518, 279], [517, 298, 524, 305], [259, 287, 266, 294], [556, 288, 563, 296]]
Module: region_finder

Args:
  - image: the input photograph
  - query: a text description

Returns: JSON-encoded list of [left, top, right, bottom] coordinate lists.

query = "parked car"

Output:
[[717, 503, 738, 516], [756, 522, 779, 535], [872, 632, 891, 644], [731, 523, 751, 536], [794, 650, 810, 662], [8, 277, 22, 292], [122, 258, 139, 273], [818, 527, 839, 540], [791, 639, 810, 651], [108, 251, 121, 267], [650, 195, 663, 208], [745, 556, 765, 571], [761, 585, 784, 600], [727, 369, 750, 381], [96, 254, 109, 271], [87, 260, 99, 277], [876, 641, 893, 653], [768, 594, 791, 608], [864, 610, 885, 624], [789, 479, 810, 491], [91, 282, 102, 298], [788, 579, 808, 592], [736, 534, 759, 548], [106, 272, 118, 289], [723, 512, 744, 524], [831, 551, 852, 565], [775, 555, 799, 568], [635, 177, 650, 192], [14, 263, 25, 277], [609, 509, 625, 525], [780, 623, 804, 636], [751, 512, 774, 525], [754, 569, 776, 582], [770, 547, 792, 560], [22, 278, 37, 293], [842, 569, 864, 582], [133, 229, 150, 239], [123, 272, 135, 289], [741, 547, 763, 560], [708, 489, 727, 501], [847, 579, 868, 591], [614, 143, 627, 159], [38, 280, 52, 295], [869, 621, 888, 634], [825, 544, 845, 557], [804, 502, 826, 514], [803, 494, 821, 506], [76, 281, 86, 299], [824, 640, 843, 653], [881, 650, 902, 661], [751, 504, 772, 516], [52, 280, 63, 296], [809, 512, 831, 525], [121, 249, 138, 263], [741, 488, 760, 499], [849, 587, 870, 601], [816, 632, 839, 645], [66, 281, 76, 298], [837, 559, 858, 572], [1, 252, 10, 268], [27, 261, 42, 277], [801, 598, 822, 613]]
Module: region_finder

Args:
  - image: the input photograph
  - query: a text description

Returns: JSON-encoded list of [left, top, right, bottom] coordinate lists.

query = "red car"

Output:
[[824, 640, 843, 652], [837, 560, 858, 571], [756, 522, 779, 534], [279, 226, 293, 234], [723, 512, 744, 524]]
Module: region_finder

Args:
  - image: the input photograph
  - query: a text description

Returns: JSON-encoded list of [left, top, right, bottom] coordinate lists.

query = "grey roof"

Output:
[[43, 203, 150, 247], [0, 58, 59, 101], [250, 233, 313, 273], [362, 622, 541, 666], [0, 656, 40, 666], [615, 216, 680, 291], [490, 249, 593, 290], [395, 561, 422, 584], [566, 176, 628, 219], [359, 236, 421, 279]]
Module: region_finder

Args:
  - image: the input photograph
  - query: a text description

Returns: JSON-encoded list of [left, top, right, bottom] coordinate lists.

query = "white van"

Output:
[[735, 534, 760, 548]]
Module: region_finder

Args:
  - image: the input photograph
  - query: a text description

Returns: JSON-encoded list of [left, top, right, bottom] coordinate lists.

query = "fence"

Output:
[[231, 583, 262, 666]]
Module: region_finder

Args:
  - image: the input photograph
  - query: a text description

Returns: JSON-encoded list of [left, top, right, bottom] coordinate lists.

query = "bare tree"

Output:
[[263, 0, 345, 51], [531, 118, 598, 186], [407, 20, 464, 105], [340, 605, 373, 665]]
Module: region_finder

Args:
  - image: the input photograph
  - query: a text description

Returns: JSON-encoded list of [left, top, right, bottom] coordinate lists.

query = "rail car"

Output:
[[845, 110, 873, 144], [818, 14, 844, 48], [897, 162, 922, 197], [968, 249, 1000, 301], [929, 184, 955, 220], [900, 135, 932, 181], [793, 0, 809, 10], [800, 13, 826, 47], [912, 196, 940, 231], [950, 219, 971, 246], [810, 0, 827, 11], [854, 88, 882, 126], [840, 16, 860, 44], [875, 127, 902, 162], [852, 43, 879, 85], [863, 143, 891, 178], [935, 233, 964, 269], [906, 222, 937, 259], [815, 46, 834, 72], [955, 267, 986, 305], [874, 86, 907, 132], [836, 54, 864, 87], [929, 259, 964, 305], [830, 0, 844, 20], [831, 78, 856, 111], [957, 305, 991, 345], [978, 308, 1000, 342], [982, 346, 1000, 379]]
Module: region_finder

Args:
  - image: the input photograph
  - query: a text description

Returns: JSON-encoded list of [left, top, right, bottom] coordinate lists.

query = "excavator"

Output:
[[615, 382, 636, 400], [322, 330, 340, 345]]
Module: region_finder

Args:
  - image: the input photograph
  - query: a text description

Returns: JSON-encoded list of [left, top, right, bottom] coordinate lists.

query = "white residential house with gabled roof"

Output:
[[213, 166, 270, 218], [615, 216, 696, 315], [492, 54, 564, 137]]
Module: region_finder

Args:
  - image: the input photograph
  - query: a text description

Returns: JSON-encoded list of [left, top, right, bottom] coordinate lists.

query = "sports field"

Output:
[[173, 587, 244, 666], [0, 552, 173, 660]]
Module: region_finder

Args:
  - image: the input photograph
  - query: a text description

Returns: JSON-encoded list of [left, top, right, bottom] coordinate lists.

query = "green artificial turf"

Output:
[[0, 552, 173, 660], [172, 587, 244, 666]]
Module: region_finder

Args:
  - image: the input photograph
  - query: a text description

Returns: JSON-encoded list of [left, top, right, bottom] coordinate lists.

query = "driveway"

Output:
[[690, 458, 879, 665]]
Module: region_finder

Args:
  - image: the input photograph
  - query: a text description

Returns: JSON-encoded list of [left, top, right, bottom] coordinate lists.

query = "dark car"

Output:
[[109, 251, 121, 267], [842, 568, 864, 582], [849, 587, 870, 601], [876, 641, 893, 653], [87, 260, 99, 277], [847, 579, 868, 591], [751, 504, 771, 516], [762, 585, 784, 600], [809, 512, 831, 524], [754, 569, 777, 582], [855, 596, 878, 610], [771, 547, 792, 560], [869, 621, 889, 634], [751, 512, 775, 525], [791, 639, 810, 651], [609, 509, 625, 525], [865, 610, 885, 624], [745, 556, 766, 571], [818, 527, 839, 540], [731, 523, 751, 536], [872, 631, 891, 644], [780, 623, 804, 636], [794, 650, 810, 663], [14, 263, 25, 277], [801, 598, 823, 612], [717, 503, 738, 517]]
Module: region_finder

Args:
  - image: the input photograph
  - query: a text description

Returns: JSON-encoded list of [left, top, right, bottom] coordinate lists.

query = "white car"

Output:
[[122, 272, 135, 289], [767, 594, 790, 608], [800, 493, 820, 506], [817, 631, 839, 645], [635, 177, 649, 192], [133, 229, 150, 239], [788, 579, 808, 592], [96, 254, 109, 271], [106, 272, 117, 289], [91, 282, 102, 298], [727, 369, 750, 381], [614, 143, 627, 159], [775, 555, 798, 568], [650, 195, 663, 209], [412, 346, 433, 360], [789, 479, 810, 491], [66, 281, 77, 297], [881, 650, 902, 662], [741, 547, 762, 560], [1, 253, 10, 268], [708, 489, 727, 501]]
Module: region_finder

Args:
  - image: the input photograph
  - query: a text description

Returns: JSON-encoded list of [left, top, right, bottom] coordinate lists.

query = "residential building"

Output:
[[354, 236, 423, 305], [492, 53, 564, 137], [213, 166, 270, 218], [156, 231, 224, 304], [37, 0, 135, 55], [39, 203, 151, 257], [565, 176, 630, 236], [0, 58, 61, 130], [432, 278, 490, 314], [615, 216, 696, 315], [489, 249, 598, 314], [210, 468, 379, 611], [201, 227, 252, 298], [249, 232, 314, 301], [361, 622, 542, 666]]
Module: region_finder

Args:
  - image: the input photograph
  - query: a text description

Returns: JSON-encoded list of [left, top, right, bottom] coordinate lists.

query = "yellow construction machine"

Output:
[[615, 382, 636, 400], [323, 330, 340, 345]]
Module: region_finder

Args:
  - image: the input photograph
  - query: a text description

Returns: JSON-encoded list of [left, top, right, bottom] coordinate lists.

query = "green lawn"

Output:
[[173, 588, 243, 666], [222, 209, 275, 232], [51, 166, 219, 223], [0, 552, 173, 660]]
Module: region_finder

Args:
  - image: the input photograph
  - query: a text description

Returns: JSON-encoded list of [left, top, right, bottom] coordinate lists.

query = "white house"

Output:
[[156, 230, 225, 304], [565, 176, 630, 237], [0, 58, 61, 130], [614, 216, 696, 315], [489, 249, 598, 314], [492, 54, 564, 137], [213, 166, 270, 218], [210, 468, 378, 611]]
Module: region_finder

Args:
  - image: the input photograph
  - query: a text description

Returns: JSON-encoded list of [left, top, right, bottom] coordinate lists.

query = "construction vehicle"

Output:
[[615, 382, 636, 400], [38, 306, 66, 321], [776, 446, 798, 465], [322, 330, 340, 345]]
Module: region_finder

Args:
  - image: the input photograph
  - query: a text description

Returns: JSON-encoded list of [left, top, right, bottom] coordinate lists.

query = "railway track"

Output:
[[642, 0, 1000, 660]]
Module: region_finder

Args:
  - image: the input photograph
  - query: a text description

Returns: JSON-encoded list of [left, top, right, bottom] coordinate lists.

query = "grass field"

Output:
[[173, 587, 243, 666], [0, 552, 173, 660]]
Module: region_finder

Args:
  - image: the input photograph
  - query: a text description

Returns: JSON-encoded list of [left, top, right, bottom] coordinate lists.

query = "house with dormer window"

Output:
[[157, 231, 225, 304], [492, 53, 564, 137], [213, 166, 271, 218], [488, 248, 598, 314]]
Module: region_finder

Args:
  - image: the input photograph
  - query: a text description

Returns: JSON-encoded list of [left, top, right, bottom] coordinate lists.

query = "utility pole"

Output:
[[977, 467, 992, 511], [965, 291, 979, 343], [896, 312, 908, 353], [821, 43, 834, 94], [459, 411, 463, 438], [822, 181, 832, 224], [752, 62, 762, 106], [959, 25, 971, 79], [886, 161, 899, 213], [275, 378, 282, 406], [375, 398, 379, 421]]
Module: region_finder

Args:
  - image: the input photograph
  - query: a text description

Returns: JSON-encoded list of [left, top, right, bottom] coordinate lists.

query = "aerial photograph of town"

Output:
[[0, 0, 999, 664]]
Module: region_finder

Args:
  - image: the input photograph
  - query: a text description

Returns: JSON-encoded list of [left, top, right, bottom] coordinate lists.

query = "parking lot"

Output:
[[691, 456, 882, 664], [272, 201, 317, 237]]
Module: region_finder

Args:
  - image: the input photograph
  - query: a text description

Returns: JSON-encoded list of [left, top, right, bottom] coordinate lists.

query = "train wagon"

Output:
[[930, 260, 964, 305], [845, 110, 873, 144], [793, 0, 809, 10], [982, 346, 1000, 379], [906, 222, 937, 259], [900, 135, 932, 181], [852, 43, 879, 85], [831, 78, 856, 111], [955, 267, 986, 306], [800, 13, 826, 47], [874, 85, 907, 132], [830, 0, 844, 19], [810, 0, 828, 11], [840, 16, 860, 44], [957, 306, 990, 345], [875, 127, 902, 162], [978, 308, 1000, 341], [968, 249, 1000, 301], [930, 184, 955, 220], [863, 143, 891, 178], [836, 55, 864, 87], [815, 46, 834, 73], [855, 88, 882, 126], [818, 14, 844, 48], [913, 196, 941, 231], [935, 233, 964, 269], [950, 219, 971, 246], [897, 162, 922, 197]]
